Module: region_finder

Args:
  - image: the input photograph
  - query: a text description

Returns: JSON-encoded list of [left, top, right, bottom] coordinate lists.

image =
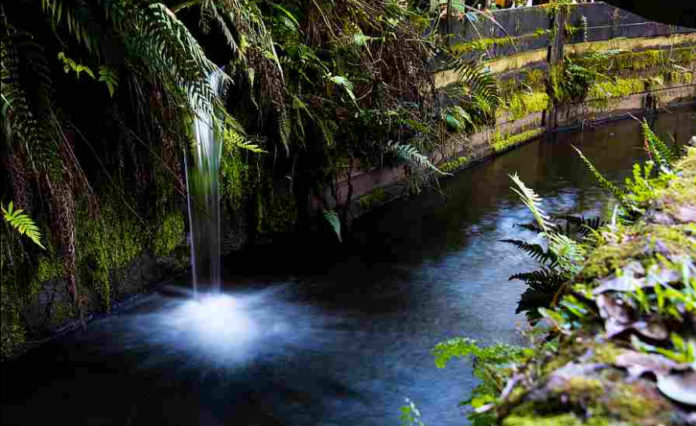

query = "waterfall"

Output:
[[185, 70, 225, 293]]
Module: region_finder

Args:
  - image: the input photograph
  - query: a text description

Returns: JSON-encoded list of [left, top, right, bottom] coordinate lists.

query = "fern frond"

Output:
[[509, 268, 564, 285], [501, 239, 557, 266], [547, 232, 586, 275], [224, 125, 265, 153], [131, 3, 227, 115], [328, 75, 358, 108], [2, 202, 45, 249], [515, 222, 544, 233], [388, 142, 449, 175], [1, 27, 57, 165], [450, 59, 500, 116], [640, 119, 677, 172], [509, 174, 554, 234], [98, 66, 119, 97], [555, 214, 605, 237], [571, 146, 629, 206], [509, 268, 566, 321], [322, 209, 341, 243]]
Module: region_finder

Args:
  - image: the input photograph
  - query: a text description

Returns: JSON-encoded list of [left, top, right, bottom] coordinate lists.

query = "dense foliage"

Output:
[[427, 125, 696, 425], [0, 0, 505, 358]]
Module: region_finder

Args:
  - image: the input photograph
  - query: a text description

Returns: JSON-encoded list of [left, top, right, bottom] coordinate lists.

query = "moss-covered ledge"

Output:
[[473, 144, 696, 425]]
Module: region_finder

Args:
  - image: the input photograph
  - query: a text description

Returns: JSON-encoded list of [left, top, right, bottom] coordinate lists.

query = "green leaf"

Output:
[[98, 66, 119, 97], [322, 209, 341, 243], [273, 4, 299, 29], [2, 201, 45, 249]]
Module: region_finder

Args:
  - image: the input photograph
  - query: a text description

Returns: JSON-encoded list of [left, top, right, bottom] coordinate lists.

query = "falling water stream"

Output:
[[2, 111, 694, 426], [185, 70, 225, 293]]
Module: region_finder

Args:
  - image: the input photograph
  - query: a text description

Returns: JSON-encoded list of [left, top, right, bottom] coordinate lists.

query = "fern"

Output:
[[2, 202, 45, 249], [328, 75, 358, 108], [555, 214, 605, 237], [547, 232, 585, 275], [640, 119, 678, 172], [501, 239, 557, 267], [509, 173, 554, 234], [444, 105, 473, 132], [58, 52, 95, 79], [322, 209, 341, 243], [509, 268, 566, 321], [571, 146, 630, 206], [450, 59, 501, 116], [224, 124, 266, 154], [98, 66, 119, 97], [388, 142, 449, 175]]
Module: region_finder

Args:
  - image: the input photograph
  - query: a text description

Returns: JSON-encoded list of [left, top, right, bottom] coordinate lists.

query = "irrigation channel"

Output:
[[2, 111, 694, 426]]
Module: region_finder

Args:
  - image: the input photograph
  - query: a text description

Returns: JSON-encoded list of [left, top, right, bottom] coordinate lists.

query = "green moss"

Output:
[[451, 37, 513, 55], [581, 236, 640, 279], [587, 77, 645, 110], [574, 47, 695, 75], [590, 343, 620, 364], [666, 70, 694, 85], [491, 128, 545, 153], [358, 187, 388, 210], [76, 199, 145, 311], [525, 69, 546, 91], [557, 377, 605, 403], [503, 413, 609, 426], [605, 383, 667, 421], [0, 283, 25, 360], [450, 29, 550, 55], [152, 211, 185, 257], [35, 256, 63, 283], [221, 140, 248, 210], [501, 91, 549, 120], [255, 185, 297, 235], [439, 156, 469, 173]]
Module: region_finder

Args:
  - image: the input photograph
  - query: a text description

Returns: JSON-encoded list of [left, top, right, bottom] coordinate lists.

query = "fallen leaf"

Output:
[[633, 320, 669, 341], [593, 262, 648, 294], [657, 370, 696, 406], [596, 294, 632, 323], [614, 350, 684, 381], [673, 205, 696, 224]]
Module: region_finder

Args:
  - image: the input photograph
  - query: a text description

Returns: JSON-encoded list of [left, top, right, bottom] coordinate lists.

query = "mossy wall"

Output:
[[0, 191, 189, 359], [361, 2, 695, 218]]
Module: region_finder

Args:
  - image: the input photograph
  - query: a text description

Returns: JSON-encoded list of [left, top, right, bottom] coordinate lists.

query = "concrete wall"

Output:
[[336, 83, 694, 218]]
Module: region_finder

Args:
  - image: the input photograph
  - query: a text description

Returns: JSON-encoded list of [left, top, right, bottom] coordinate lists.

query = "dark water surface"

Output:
[[3, 112, 694, 426]]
